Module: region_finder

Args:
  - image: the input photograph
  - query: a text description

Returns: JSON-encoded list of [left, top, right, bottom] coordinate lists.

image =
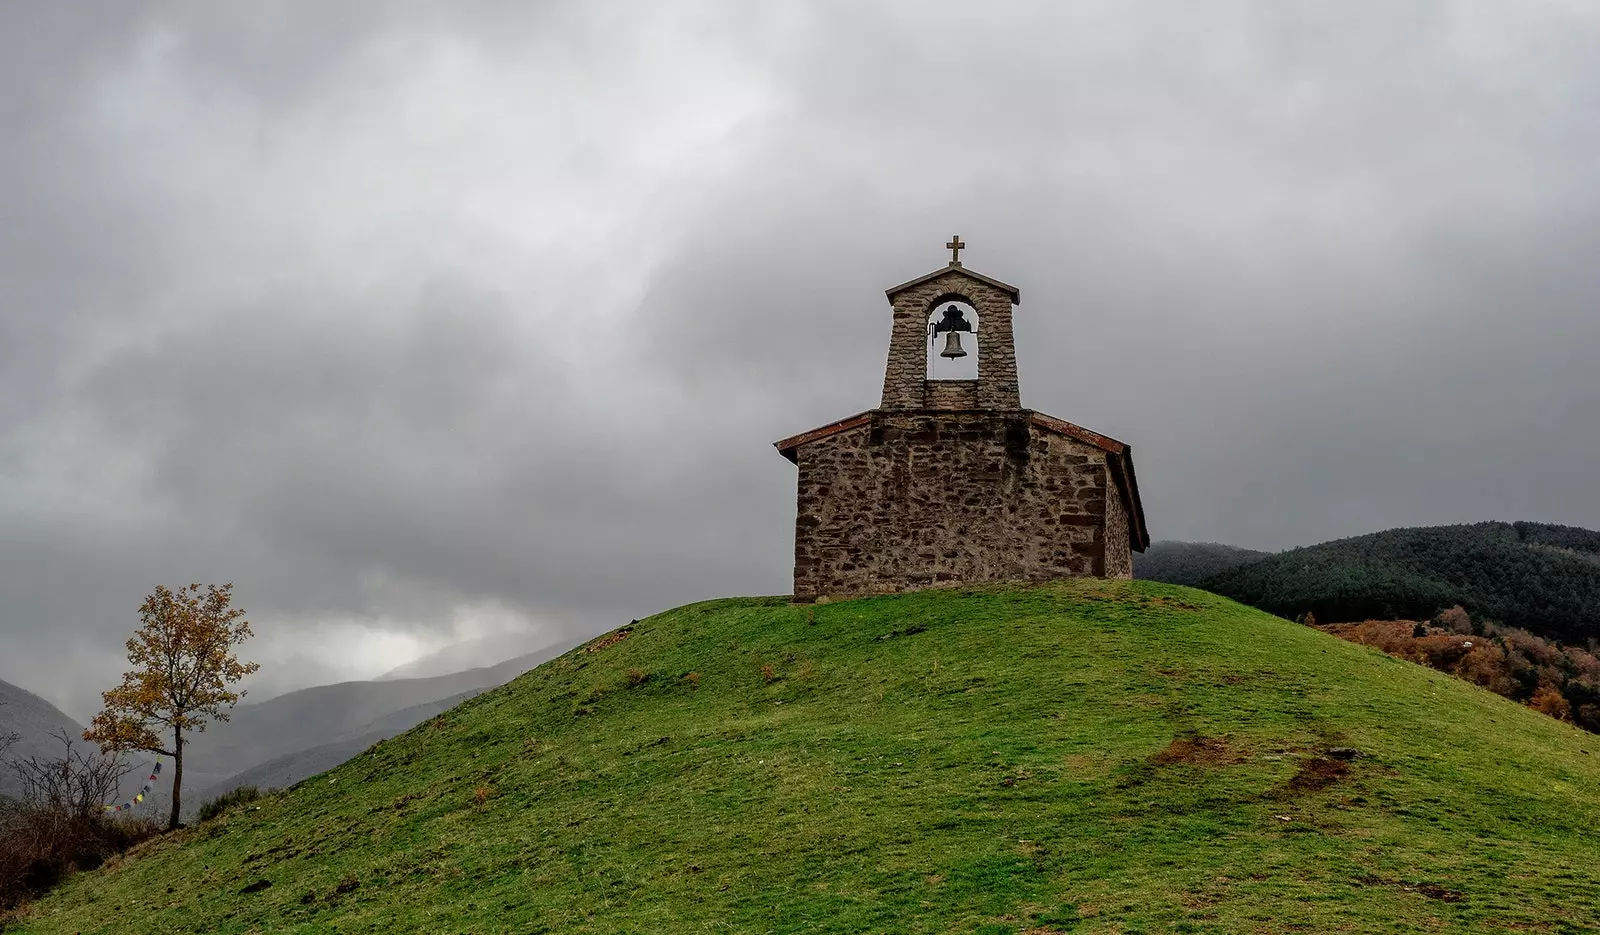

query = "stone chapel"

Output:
[[775, 237, 1149, 603]]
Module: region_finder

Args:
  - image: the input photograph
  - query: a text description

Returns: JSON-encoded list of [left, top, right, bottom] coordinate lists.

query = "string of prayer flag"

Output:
[[104, 760, 163, 813]]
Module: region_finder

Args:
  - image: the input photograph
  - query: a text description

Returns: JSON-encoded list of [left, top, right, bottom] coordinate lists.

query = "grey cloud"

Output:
[[4, 2, 1600, 717]]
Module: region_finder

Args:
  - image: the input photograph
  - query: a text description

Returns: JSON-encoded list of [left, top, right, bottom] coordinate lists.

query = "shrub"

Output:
[[0, 731, 161, 910], [1435, 605, 1473, 634], [623, 668, 649, 688], [0, 805, 160, 910], [196, 785, 262, 824], [1530, 687, 1573, 721]]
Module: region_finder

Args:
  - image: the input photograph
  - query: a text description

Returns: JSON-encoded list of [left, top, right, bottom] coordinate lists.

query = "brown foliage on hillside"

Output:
[[1316, 607, 1600, 734]]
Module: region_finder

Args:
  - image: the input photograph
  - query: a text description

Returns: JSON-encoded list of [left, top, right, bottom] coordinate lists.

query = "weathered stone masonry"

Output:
[[881, 269, 1020, 410], [777, 245, 1147, 602]]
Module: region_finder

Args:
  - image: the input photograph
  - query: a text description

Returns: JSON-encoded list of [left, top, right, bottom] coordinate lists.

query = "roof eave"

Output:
[[884, 264, 1021, 304], [1122, 449, 1150, 551], [773, 411, 873, 462], [1109, 448, 1151, 552], [1027, 411, 1126, 455]]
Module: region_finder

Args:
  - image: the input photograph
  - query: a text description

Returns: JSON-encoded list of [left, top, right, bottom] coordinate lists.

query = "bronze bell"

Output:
[[930, 304, 975, 359]]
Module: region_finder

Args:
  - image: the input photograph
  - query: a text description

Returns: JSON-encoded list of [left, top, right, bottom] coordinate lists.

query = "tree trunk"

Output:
[[168, 724, 184, 831]]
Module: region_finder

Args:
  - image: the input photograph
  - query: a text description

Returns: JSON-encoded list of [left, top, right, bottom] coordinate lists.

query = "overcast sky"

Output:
[[4, 2, 1599, 719]]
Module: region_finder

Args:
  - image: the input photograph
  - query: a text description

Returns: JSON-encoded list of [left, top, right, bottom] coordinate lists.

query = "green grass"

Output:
[[14, 581, 1600, 933]]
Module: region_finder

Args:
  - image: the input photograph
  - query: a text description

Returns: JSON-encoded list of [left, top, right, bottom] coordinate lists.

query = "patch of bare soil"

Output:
[[1287, 755, 1350, 792], [1151, 736, 1246, 767], [585, 628, 631, 653], [1354, 875, 1465, 903]]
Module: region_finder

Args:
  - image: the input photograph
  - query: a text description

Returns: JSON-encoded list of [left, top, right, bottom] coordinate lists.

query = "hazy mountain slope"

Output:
[[1201, 521, 1600, 641], [191, 689, 484, 803], [377, 635, 567, 681], [178, 643, 573, 789], [0, 679, 86, 801], [1133, 540, 1271, 585], [20, 582, 1600, 933]]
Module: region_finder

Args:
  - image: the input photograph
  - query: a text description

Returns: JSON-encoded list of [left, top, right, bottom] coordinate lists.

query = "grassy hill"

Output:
[[1200, 521, 1600, 642], [11, 581, 1600, 934]]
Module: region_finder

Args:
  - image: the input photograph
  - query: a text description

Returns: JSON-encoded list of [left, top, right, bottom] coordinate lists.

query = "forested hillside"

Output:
[[1133, 540, 1271, 586], [1202, 522, 1600, 644]]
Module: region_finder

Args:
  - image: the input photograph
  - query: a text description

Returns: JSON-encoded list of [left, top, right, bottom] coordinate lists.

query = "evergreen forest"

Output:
[[1195, 522, 1600, 646]]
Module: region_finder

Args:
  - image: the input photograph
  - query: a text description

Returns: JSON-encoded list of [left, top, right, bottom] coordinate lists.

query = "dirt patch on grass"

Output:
[[1287, 756, 1350, 792], [1354, 875, 1465, 903], [586, 628, 631, 653], [1151, 736, 1246, 767]]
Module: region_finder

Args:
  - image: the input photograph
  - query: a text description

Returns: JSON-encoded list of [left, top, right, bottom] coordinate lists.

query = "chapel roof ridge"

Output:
[[884, 262, 1021, 304], [772, 408, 1129, 459]]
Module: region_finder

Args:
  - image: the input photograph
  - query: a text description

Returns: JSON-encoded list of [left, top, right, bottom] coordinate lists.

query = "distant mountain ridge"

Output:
[[1133, 541, 1272, 586], [4, 638, 579, 816], [192, 689, 485, 802], [171, 641, 574, 809], [0, 679, 87, 802], [1197, 521, 1600, 643], [376, 634, 555, 681]]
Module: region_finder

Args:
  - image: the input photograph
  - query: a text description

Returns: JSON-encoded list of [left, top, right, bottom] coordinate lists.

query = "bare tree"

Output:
[[0, 700, 17, 807], [0, 699, 16, 763], [8, 731, 132, 821], [1, 731, 144, 909]]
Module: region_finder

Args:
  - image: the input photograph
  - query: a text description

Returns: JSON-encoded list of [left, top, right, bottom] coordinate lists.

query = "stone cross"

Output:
[[946, 234, 965, 266]]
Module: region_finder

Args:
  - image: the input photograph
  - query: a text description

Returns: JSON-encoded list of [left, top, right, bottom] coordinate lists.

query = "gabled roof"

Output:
[[773, 408, 1149, 552], [773, 410, 1123, 460], [773, 411, 872, 462], [885, 263, 1021, 304], [1027, 412, 1125, 455]]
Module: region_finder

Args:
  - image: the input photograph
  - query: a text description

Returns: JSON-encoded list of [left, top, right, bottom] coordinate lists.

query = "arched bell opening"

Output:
[[926, 299, 979, 381]]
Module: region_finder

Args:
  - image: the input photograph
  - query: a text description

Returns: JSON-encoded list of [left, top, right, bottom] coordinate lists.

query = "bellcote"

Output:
[[880, 237, 1022, 411]]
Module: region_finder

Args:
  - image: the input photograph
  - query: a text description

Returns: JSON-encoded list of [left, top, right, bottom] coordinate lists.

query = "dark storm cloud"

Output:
[[4, 2, 1599, 717]]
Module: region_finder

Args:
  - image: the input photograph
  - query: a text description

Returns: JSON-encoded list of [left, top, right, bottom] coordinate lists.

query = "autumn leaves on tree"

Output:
[[83, 583, 259, 831]]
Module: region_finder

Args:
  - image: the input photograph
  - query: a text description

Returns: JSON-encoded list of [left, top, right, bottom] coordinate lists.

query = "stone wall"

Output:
[[1103, 473, 1133, 579], [881, 270, 1020, 411], [923, 380, 980, 409], [792, 410, 1113, 601]]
